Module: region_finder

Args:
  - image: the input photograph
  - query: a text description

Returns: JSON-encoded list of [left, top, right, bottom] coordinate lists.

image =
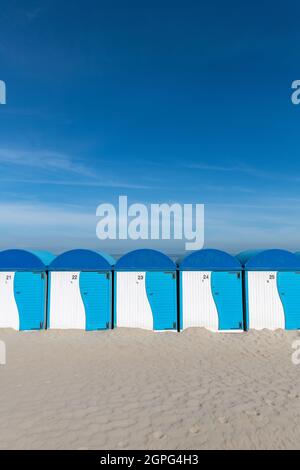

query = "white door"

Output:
[[116, 272, 153, 330], [0, 272, 19, 330], [49, 272, 86, 329], [247, 271, 285, 330], [182, 271, 219, 330]]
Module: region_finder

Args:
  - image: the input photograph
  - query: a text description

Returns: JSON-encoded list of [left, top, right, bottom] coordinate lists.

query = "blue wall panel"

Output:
[[277, 271, 300, 330], [14, 272, 46, 330], [211, 271, 244, 330], [79, 271, 111, 330], [145, 271, 177, 330]]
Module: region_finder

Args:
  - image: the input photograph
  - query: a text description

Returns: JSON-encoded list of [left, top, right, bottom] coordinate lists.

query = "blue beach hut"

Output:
[[114, 249, 177, 331], [237, 249, 300, 330], [0, 249, 54, 330], [179, 249, 243, 331], [48, 249, 115, 330]]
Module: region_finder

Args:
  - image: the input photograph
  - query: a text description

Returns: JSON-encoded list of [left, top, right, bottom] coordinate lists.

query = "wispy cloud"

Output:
[[0, 147, 162, 189], [188, 163, 245, 172], [0, 202, 93, 227], [0, 148, 96, 178], [204, 200, 300, 253], [0, 201, 98, 252], [0, 176, 153, 190], [25, 6, 44, 23], [187, 161, 300, 183]]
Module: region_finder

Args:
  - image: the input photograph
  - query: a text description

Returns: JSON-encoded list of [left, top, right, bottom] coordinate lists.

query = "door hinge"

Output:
[[164, 272, 176, 278], [106, 272, 110, 280], [229, 271, 240, 278]]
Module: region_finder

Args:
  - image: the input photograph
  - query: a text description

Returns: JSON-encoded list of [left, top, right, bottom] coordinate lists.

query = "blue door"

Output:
[[145, 271, 177, 330], [80, 271, 111, 330], [211, 271, 244, 330], [14, 272, 46, 330], [277, 271, 300, 330]]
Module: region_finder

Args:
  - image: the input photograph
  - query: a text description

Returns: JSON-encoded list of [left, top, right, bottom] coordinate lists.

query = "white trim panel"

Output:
[[247, 271, 285, 330], [116, 272, 153, 330], [49, 272, 86, 329], [182, 271, 219, 331], [0, 272, 20, 330]]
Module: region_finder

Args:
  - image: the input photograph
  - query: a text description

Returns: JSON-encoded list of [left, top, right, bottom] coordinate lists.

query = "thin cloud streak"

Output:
[[0, 148, 96, 178], [0, 148, 165, 189], [0, 177, 155, 190], [187, 161, 300, 183], [0, 202, 94, 227], [188, 163, 245, 172]]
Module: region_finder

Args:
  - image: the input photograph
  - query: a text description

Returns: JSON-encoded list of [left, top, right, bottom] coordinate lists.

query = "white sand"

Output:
[[0, 327, 300, 450]]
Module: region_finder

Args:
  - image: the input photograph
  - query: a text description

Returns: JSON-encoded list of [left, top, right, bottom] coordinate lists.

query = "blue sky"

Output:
[[0, 0, 300, 254]]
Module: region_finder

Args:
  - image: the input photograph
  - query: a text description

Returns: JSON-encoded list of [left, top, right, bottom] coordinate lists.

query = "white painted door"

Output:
[[247, 271, 285, 330], [49, 272, 86, 329], [182, 271, 219, 331], [116, 272, 153, 330], [0, 272, 19, 330]]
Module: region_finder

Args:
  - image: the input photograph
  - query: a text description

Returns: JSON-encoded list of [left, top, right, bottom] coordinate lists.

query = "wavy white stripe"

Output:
[[182, 271, 219, 331], [0, 272, 20, 330], [49, 272, 86, 329], [247, 271, 285, 330], [116, 272, 153, 330]]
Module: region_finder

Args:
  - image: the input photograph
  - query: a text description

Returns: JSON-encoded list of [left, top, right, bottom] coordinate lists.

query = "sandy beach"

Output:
[[0, 327, 300, 450]]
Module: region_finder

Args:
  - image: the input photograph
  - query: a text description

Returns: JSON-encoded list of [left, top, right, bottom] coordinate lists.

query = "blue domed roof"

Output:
[[49, 249, 115, 271], [115, 249, 176, 271], [179, 249, 241, 271], [236, 249, 300, 270], [0, 250, 55, 270]]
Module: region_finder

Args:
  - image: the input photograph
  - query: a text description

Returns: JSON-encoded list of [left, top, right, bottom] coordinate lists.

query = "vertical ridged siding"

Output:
[[182, 271, 219, 330], [116, 272, 153, 330], [49, 272, 86, 329], [247, 271, 285, 330]]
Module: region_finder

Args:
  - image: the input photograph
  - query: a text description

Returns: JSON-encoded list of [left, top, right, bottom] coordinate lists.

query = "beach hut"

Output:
[[237, 249, 300, 330], [179, 249, 244, 331], [0, 249, 54, 330], [48, 249, 114, 330], [114, 249, 177, 331]]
